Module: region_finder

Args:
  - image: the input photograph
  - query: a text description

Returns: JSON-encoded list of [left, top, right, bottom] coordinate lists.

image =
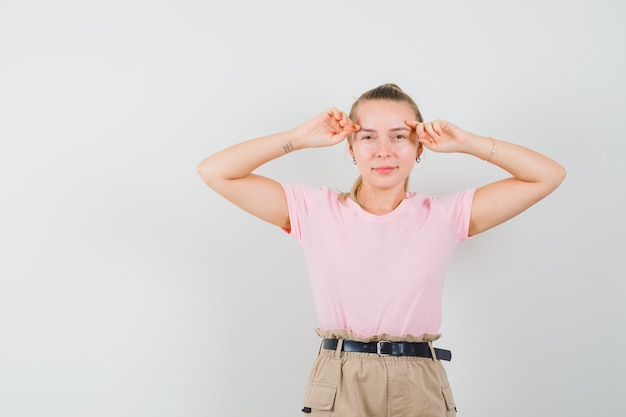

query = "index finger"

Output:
[[404, 120, 419, 129]]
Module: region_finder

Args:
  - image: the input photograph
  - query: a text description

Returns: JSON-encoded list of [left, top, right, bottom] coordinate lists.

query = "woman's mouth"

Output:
[[372, 166, 397, 175]]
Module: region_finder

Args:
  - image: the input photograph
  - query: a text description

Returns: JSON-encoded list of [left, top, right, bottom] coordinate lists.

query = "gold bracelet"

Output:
[[485, 137, 497, 162]]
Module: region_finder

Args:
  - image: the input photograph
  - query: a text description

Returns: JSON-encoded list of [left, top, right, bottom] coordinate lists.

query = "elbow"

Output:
[[197, 159, 216, 188], [547, 164, 567, 192], [555, 164, 567, 186], [196, 160, 207, 178], [197, 157, 234, 191]]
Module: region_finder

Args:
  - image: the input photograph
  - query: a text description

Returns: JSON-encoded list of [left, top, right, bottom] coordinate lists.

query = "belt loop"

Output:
[[334, 338, 344, 359], [428, 341, 438, 362]]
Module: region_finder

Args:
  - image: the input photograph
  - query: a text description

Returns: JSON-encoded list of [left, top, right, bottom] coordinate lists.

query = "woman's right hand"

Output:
[[295, 107, 360, 148]]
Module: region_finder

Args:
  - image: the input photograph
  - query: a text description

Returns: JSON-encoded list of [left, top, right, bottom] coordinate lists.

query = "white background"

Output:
[[1, 1, 625, 416]]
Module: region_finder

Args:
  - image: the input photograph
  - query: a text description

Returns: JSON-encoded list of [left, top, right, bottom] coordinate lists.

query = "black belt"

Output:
[[322, 338, 451, 361]]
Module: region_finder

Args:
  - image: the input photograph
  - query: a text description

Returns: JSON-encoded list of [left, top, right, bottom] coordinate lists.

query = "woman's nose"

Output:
[[376, 139, 391, 157]]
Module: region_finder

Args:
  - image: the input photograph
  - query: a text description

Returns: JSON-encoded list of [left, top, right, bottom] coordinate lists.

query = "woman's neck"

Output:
[[355, 187, 406, 215]]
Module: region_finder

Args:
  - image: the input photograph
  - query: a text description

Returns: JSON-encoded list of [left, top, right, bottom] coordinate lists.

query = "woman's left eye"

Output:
[[394, 134, 405, 140]]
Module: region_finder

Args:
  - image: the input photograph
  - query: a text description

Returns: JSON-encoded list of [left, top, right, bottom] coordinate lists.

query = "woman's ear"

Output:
[[417, 143, 424, 158]]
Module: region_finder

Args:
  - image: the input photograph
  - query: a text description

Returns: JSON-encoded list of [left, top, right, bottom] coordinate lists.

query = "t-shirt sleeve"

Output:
[[435, 189, 476, 241], [279, 183, 307, 239]]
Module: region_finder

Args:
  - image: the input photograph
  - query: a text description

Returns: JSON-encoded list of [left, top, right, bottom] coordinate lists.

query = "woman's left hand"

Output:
[[405, 119, 469, 153]]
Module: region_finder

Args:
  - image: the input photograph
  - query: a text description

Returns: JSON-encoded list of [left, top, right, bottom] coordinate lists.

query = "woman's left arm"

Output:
[[409, 120, 567, 237]]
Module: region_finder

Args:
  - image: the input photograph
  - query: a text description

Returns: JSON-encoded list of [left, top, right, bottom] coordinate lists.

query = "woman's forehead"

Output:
[[354, 100, 416, 125]]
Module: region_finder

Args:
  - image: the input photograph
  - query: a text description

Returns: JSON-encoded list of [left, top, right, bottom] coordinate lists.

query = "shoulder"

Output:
[[281, 183, 338, 198], [280, 183, 343, 207]]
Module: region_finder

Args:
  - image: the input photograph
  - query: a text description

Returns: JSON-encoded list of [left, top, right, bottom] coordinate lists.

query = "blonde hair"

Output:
[[342, 84, 423, 205]]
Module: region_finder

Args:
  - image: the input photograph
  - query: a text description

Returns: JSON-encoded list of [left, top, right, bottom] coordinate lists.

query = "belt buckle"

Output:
[[376, 340, 391, 356]]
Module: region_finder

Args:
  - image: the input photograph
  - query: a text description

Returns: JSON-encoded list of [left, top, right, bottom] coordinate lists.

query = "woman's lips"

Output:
[[372, 166, 397, 175]]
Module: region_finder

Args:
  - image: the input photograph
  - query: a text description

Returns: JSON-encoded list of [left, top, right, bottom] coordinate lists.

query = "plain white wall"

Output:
[[1, 0, 624, 416]]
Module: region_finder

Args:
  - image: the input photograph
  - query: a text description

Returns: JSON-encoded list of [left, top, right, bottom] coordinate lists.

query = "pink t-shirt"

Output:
[[281, 183, 475, 339]]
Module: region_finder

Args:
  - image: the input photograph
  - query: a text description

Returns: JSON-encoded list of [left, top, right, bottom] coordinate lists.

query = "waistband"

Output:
[[316, 328, 441, 343]]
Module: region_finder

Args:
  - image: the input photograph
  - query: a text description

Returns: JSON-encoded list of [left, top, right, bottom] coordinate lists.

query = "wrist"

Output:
[[462, 134, 497, 161], [282, 128, 309, 153], [483, 137, 497, 162]]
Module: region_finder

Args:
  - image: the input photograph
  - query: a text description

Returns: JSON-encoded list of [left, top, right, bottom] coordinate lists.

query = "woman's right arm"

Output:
[[197, 108, 359, 230]]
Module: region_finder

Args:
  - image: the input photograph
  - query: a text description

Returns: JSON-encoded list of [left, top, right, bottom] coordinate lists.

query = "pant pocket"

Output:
[[302, 381, 337, 415], [441, 382, 457, 417]]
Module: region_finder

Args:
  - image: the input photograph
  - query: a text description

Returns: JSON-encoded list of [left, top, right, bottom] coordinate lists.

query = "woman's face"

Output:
[[350, 99, 421, 192]]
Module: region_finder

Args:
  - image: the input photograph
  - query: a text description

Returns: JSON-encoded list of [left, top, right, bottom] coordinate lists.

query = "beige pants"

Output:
[[302, 329, 457, 417]]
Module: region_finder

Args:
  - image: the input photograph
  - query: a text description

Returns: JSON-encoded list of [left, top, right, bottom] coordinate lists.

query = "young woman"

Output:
[[198, 84, 566, 417]]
